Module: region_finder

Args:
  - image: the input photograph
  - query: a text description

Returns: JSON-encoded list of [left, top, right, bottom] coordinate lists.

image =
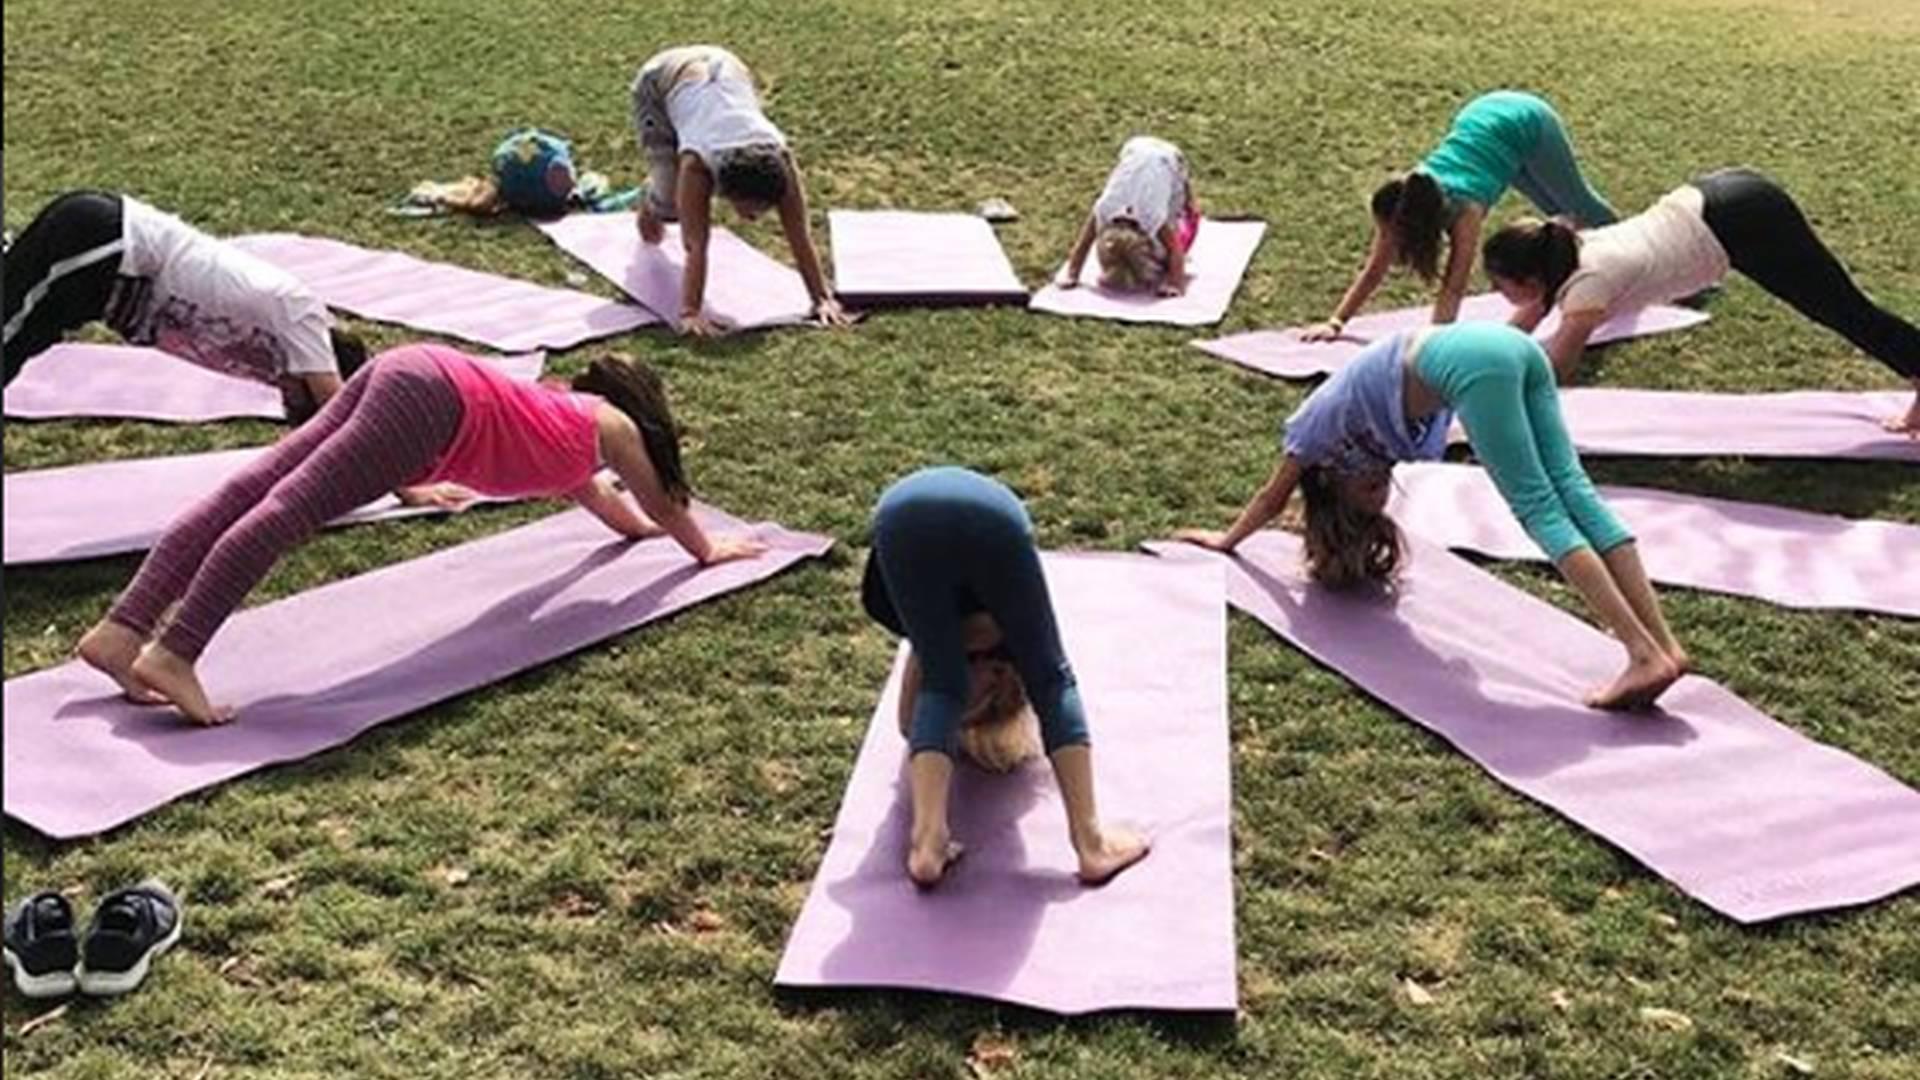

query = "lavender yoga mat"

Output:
[[828, 210, 1027, 307], [1028, 219, 1267, 327], [1192, 293, 1709, 380], [1538, 388, 1920, 463], [3, 506, 832, 839], [228, 233, 658, 352], [776, 554, 1234, 1014], [2, 344, 543, 425], [1389, 462, 1920, 618], [1145, 534, 1920, 923], [536, 215, 814, 332], [6, 344, 283, 421]]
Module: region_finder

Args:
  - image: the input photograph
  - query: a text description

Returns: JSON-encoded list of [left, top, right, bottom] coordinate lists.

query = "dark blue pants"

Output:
[[863, 466, 1090, 758]]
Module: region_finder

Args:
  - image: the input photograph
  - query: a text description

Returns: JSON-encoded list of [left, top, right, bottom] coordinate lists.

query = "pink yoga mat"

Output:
[[3, 506, 832, 839], [1389, 462, 1920, 618], [229, 233, 658, 352], [828, 210, 1027, 308], [1192, 293, 1710, 380], [776, 554, 1234, 1014], [1522, 388, 1920, 463], [535, 215, 815, 332], [1, 345, 543, 425], [1145, 534, 1920, 923], [6, 344, 283, 421], [1028, 219, 1267, 327]]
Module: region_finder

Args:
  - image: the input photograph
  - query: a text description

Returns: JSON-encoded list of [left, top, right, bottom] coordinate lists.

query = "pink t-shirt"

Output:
[[421, 349, 602, 497]]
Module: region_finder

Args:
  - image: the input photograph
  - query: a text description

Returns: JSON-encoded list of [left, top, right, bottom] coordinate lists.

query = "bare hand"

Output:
[[700, 534, 770, 565], [1172, 528, 1235, 552], [1157, 274, 1190, 298], [1056, 273, 1080, 290], [1299, 321, 1346, 342], [637, 205, 665, 245], [679, 312, 729, 338], [813, 295, 855, 328], [398, 483, 478, 512]]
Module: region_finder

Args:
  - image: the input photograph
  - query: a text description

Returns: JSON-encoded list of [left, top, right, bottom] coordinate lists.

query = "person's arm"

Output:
[[1157, 223, 1189, 296], [1431, 203, 1486, 324], [896, 650, 923, 737], [1174, 455, 1307, 552], [1059, 213, 1098, 288], [300, 372, 344, 407], [1542, 307, 1607, 382], [773, 153, 853, 327], [1508, 301, 1547, 333], [396, 483, 478, 511], [674, 158, 723, 337], [566, 473, 663, 539], [590, 407, 766, 564], [1302, 224, 1395, 340]]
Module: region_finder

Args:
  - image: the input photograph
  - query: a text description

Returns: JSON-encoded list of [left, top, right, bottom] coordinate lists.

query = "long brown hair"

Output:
[[1482, 217, 1582, 311], [1372, 172, 1447, 282], [1300, 465, 1405, 590], [572, 356, 692, 505]]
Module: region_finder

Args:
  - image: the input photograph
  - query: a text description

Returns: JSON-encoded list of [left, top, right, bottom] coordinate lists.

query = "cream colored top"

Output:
[[1558, 185, 1730, 316]]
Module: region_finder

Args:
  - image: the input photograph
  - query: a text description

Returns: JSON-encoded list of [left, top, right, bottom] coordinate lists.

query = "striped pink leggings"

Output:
[[108, 350, 462, 660]]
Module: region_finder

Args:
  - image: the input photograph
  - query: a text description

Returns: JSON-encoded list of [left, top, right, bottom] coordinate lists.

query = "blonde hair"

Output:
[[1300, 465, 1406, 590], [958, 664, 1042, 773], [1095, 221, 1165, 292]]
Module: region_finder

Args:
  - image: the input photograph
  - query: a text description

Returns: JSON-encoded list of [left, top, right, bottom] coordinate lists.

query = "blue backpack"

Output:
[[490, 128, 578, 218]]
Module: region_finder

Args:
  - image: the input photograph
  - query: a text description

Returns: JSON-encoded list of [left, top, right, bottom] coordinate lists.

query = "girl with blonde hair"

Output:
[[1059, 136, 1200, 297]]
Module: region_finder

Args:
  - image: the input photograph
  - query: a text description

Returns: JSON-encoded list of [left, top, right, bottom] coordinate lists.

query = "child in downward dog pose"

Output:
[[1059, 136, 1201, 297], [1178, 322, 1690, 710], [630, 45, 851, 336], [863, 466, 1150, 888], [77, 345, 767, 725], [1483, 167, 1920, 434], [1303, 91, 1616, 338], [4, 191, 367, 424]]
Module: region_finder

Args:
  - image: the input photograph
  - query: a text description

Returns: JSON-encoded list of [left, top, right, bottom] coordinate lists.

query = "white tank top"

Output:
[[666, 55, 787, 168]]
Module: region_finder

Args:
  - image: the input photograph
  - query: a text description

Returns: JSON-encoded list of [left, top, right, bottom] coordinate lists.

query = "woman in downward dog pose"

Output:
[[1178, 322, 1690, 710], [77, 345, 767, 725], [1058, 135, 1201, 297], [863, 466, 1150, 888], [1483, 167, 1920, 433], [630, 44, 851, 336], [1303, 91, 1617, 338]]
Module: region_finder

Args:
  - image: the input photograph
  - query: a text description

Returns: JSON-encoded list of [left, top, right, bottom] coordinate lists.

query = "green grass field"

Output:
[[5, 1, 1917, 1076]]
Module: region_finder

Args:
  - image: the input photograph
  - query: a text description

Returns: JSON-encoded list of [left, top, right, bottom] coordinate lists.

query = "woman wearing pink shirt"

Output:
[[77, 345, 766, 725]]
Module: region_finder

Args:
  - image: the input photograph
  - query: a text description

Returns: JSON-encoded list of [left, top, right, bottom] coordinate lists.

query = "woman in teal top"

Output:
[[1305, 91, 1618, 339]]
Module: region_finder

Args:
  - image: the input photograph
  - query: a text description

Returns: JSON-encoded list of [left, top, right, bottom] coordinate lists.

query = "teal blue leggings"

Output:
[[1415, 324, 1632, 561], [1511, 99, 1618, 228]]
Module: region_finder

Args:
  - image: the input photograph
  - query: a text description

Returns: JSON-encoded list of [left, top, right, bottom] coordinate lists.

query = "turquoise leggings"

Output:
[[1511, 100, 1618, 228], [1415, 324, 1632, 561]]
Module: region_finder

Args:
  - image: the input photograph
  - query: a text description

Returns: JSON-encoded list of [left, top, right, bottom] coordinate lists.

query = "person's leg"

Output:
[[1511, 98, 1618, 227], [3, 191, 126, 382], [1699, 169, 1920, 385], [76, 363, 375, 699], [870, 469, 977, 885], [1423, 327, 1676, 708], [1518, 343, 1689, 675], [630, 53, 688, 220], [961, 476, 1147, 884], [129, 355, 461, 723]]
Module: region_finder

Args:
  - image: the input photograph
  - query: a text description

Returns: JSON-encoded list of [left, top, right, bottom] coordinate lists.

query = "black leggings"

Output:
[[1696, 168, 1920, 380], [3, 190, 127, 384]]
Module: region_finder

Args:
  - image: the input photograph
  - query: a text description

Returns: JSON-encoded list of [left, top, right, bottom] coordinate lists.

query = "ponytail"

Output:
[[1372, 172, 1447, 283], [572, 356, 692, 505], [1483, 217, 1581, 311]]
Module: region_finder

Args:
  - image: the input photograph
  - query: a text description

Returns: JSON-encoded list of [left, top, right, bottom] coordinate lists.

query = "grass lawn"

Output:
[[4, 0, 1917, 1076]]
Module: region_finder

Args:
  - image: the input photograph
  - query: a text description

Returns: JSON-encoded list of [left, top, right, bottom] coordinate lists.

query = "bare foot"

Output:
[[1882, 409, 1920, 438], [907, 838, 964, 888], [1075, 826, 1151, 885], [1585, 653, 1683, 711], [130, 644, 233, 726], [76, 621, 165, 704]]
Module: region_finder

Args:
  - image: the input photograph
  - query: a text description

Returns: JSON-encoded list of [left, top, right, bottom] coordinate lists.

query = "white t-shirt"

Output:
[[665, 52, 787, 169], [1557, 185, 1730, 317], [1092, 136, 1190, 239], [113, 197, 337, 384]]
